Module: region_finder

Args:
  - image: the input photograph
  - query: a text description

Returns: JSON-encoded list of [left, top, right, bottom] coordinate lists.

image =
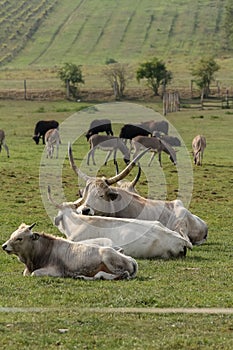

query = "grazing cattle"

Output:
[[0, 129, 10, 157], [68, 145, 208, 245], [45, 129, 61, 159], [119, 123, 151, 141], [86, 119, 113, 141], [87, 134, 130, 166], [33, 120, 59, 145], [2, 223, 138, 280], [141, 120, 169, 135], [132, 135, 177, 167], [192, 135, 206, 166]]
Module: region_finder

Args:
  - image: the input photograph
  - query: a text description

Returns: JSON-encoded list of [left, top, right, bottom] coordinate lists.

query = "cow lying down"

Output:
[[54, 205, 193, 259], [2, 223, 138, 280]]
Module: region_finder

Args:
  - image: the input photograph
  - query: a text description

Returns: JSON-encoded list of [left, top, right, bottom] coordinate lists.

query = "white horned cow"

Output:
[[48, 189, 193, 259], [87, 134, 130, 166], [45, 128, 61, 159], [192, 135, 206, 166], [2, 223, 138, 280], [0, 129, 10, 157], [68, 144, 208, 245], [132, 135, 177, 167]]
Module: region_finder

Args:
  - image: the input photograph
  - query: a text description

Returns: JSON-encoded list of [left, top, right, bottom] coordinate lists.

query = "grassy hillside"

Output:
[[0, 0, 230, 70]]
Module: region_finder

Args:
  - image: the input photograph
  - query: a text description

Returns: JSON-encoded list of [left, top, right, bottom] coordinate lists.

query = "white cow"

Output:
[[51, 202, 193, 259], [2, 223, 138, 280], [45, 128, 61, 159], [69, 145, 208, 245]]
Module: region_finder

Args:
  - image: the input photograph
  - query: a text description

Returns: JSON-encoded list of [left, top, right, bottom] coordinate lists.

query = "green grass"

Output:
[[0, 100, 233, 348]]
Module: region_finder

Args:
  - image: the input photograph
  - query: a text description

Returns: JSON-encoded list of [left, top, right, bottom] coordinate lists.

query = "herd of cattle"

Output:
[[1, 118, 207, 280]]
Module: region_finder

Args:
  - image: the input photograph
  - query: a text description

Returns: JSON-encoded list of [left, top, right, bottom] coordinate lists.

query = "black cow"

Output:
[[85, 119, 113, 140], [33, 120, 59, 145], [119, 124, 151, 141]]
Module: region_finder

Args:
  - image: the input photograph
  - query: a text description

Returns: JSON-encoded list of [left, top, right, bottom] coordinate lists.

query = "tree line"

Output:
[[58, 56, 221, 100]]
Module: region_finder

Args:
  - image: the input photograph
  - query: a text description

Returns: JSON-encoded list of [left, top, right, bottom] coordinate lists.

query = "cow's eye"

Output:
[[16, 238, 22, 242]]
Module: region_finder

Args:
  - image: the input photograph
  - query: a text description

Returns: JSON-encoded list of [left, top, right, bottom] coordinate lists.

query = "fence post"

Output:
[[24, 79, 27, 100], [163, 92, 167, 115], [200, 90, 204, 110]]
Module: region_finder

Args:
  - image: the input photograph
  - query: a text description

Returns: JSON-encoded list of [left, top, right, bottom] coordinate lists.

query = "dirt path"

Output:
[[1, 307, 233, 314]]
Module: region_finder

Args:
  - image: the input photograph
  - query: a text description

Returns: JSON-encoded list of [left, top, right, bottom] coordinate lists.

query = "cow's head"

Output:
[[68, 144, 149, 216], [172, 204, 208, 245], [2, 223, 38, 259], [32, 135, 40, 144]]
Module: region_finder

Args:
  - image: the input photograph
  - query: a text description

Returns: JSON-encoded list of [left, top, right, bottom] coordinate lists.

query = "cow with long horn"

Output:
[[68, 144, 208, 245]]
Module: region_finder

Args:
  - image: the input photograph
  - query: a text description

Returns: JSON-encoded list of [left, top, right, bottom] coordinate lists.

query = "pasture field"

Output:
[[0, 99, 233, 349]]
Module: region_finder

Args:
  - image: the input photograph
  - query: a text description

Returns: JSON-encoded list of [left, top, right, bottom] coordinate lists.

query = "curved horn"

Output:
[[47, 185, 63, 209], [68, 143, 91, 182], [29, 223, 36, 230], [107, 148, 150, 185], [130, 164, 141, 188]]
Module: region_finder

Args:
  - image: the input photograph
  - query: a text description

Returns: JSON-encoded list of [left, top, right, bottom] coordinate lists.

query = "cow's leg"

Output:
[[93, 271, 121, 280], [31, 266, 61, 277], [101, 251, 137, 280], [42, 134, 46, 144]]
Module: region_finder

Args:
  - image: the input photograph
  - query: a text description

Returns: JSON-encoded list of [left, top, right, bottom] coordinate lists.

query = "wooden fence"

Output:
[[163, 92, 180, 115]]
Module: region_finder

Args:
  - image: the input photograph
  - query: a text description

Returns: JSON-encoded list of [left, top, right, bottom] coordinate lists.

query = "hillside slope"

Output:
[[0, 0, 230, 69]]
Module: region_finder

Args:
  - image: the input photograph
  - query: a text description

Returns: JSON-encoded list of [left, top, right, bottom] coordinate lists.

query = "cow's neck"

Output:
[[23, 238, 54, 273]]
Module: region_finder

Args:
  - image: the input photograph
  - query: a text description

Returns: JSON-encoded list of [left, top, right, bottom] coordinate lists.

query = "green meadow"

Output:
[[0, 99, 233, 349], [1, 0, 233, 348]]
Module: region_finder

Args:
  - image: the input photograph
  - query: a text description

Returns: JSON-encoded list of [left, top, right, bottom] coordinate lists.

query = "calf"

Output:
[[45, 129, 61, 159], [0, 129, 10, 157], [2, 223, 138, 280], [33, 120, 59, 145]]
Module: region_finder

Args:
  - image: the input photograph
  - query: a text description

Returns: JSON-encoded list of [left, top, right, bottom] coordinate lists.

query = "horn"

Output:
[[107, 148, 150, 185], [130, 164, 141, 188], [68, 143, 92, 182], [47, 185, 63, 209], [29, 223, 36, 230]]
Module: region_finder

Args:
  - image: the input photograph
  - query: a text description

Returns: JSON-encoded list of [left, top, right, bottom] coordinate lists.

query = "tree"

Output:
[[103, 63, 132, 100], [58, 62, 84, 99], [136, 58, 172, 96], [191, 57, 220, 97]]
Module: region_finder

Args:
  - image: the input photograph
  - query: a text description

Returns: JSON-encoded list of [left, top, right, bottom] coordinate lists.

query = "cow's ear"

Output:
[[31, 233, 40, 241], [108, 191, 119, 201]]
